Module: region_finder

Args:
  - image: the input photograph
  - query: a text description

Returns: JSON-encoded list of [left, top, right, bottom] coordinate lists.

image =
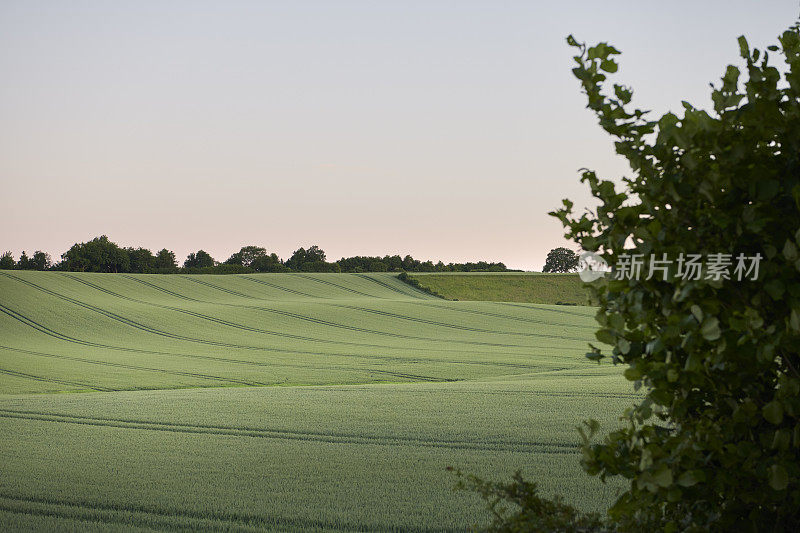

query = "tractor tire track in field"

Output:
[[240, 275, 325, 299], [0, 345, 270, 387], [0, 303, 565, 381], [13, 273, 571, 351], [402, 300, 598, 330], [0, 493, 460, 533], [497, 301, 596, 319], [0, 367, 113, 391], [355, 273, 430, 299], [62, 272, 590, 344], [0, 304, 450, 383], [3, 273, 539, 355], [0, 409, 579, 454], [326, 302, 595, 338], [122, 275, 204, 302], [295, 273, 383, 298], [175, 275, 545, 339]]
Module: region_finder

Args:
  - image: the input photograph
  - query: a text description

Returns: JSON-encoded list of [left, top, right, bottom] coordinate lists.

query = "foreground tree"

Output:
[[542, 247, 579, 273], [463, 21, 800, 532]]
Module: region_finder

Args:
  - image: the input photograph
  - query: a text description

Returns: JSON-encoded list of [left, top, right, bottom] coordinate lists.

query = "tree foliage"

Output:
[[183, 250, 215, 269], [553, 24, 800, 531], [154, 249, 178, 271], [463, 21, 800, 532], [60, 236, 130, 273], [0, 251, 14, 270], [542, 247, 580, 273]]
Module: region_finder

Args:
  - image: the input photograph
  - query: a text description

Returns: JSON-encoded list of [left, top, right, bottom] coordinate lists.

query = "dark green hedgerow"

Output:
[[397, 271, 447, 299]]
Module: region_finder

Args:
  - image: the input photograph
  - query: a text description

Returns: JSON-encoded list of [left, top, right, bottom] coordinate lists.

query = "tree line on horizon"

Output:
[[1, 235, 514, 274]]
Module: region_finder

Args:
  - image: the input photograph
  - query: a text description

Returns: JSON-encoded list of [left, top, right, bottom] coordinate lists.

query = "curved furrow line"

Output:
[[0, 409, 578, 453], [182, 275, 259, 299], [0, 302, 557, 377], [11, 273, 532, 351], [403, 300, 598, 329], [325, 302, 592, 340], [121, 275, 204, 302], [0, 367, 113, 391], [497, 301, 596, 318], [77, 273, 586, 344], [355, 273, 429, 299], [295, 273, 382, 298], [0, 493, 460, 533], [0, 304, 451, 382], [0, 345, 269, 386], [239, 275, 323, 299], [31, 273, 562, 349]]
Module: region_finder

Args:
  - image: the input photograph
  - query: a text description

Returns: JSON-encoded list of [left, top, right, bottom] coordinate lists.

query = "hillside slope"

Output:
[[404, 272, 593, 304], [0, 271, 626, 531]]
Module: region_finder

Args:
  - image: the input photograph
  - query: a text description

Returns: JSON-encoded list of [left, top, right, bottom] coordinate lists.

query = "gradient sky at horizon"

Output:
[[1, 1, 797, 270]]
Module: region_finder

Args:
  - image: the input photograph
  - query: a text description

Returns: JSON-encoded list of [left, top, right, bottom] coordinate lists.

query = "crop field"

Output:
[[405, 272, 593, 305], [0, 271, 632, 531]]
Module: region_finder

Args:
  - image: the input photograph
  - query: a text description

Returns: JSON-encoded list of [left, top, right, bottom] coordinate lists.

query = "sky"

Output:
[[1, 1, 797, 270]]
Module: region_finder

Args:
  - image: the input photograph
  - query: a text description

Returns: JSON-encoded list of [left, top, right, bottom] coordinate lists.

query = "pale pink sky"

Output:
[[1, 1, 796, 270]]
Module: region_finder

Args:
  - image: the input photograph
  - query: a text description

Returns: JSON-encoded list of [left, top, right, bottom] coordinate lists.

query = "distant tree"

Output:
[[369, 260, 388, 272], [60, 236, 131, 273], [402, 254, 418, 271], [250, 252, 285, 272], [184, 250, 215, 269], [286, 245, 327, 271], [542, 247, 579, 273], [16, 251, 31, 270], [0, 251, 15, 270], [225, 246, 268, 267], [30, 251, 51, 271], [126, 247, 155, 273], [154, 249, 178, 270]]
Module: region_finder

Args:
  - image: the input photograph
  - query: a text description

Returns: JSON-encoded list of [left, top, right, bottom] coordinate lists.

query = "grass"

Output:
[[0, 270, 629, 531], [403, 272, 593, 304]]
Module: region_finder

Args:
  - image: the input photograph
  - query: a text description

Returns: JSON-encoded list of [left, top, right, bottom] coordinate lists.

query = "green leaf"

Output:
[[763, 401, 784, 425], [617, 338, 631, 354], [600, 59, 618, 73], [738, 35, 750, 58], [690, 304, 704, 323], [700, 317, 721, 341], [595, 329, 616, 345], [677, 470, 705, 487], [790, 309, 800, 334], [768, 465, 788, 491], [653, 466, 673, 488], [783, 240, 798, 262]]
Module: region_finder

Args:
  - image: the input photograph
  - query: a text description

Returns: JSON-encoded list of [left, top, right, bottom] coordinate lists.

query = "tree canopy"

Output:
[[462, 20, 800, 532], [542, 247, 579, 273], [3, 239, 517, 274]]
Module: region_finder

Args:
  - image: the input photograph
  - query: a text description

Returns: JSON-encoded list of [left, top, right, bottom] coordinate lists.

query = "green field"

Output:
[[405, 272, 593, 305], [0, 271, 630, 531]]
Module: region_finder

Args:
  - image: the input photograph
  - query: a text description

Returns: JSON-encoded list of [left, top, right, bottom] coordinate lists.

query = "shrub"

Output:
[[462, 21, 800, 532]]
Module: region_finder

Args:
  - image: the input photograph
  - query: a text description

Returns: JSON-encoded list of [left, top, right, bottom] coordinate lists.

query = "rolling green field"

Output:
[[0, 271, 630, 531], [405, 272, 593, 305]]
